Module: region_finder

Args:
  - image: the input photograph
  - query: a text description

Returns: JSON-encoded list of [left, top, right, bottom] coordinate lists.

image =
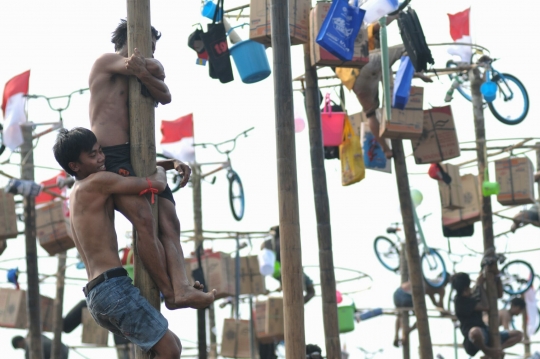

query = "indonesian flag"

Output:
[[160, 113, 195, 163], [1, 71, 30, 150], [447, 8, 472, 63], [35, 171, 67, 205]]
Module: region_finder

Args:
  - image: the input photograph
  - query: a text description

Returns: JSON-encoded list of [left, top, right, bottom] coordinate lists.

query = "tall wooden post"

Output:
[[20, 123, 44, 359], [51, 252, 67, 359], [192, 164, 207, 359], [270, 1, 306, 358], [391, 139, 433, 359], [400, 247, 410, 359], [470, 68, 500, 357], [126, 2, 159, 359], [302, 42, 341, 358]]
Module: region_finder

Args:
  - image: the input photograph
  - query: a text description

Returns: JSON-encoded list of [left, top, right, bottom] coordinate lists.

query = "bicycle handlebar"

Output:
[[24, 88, 89, 113], [193, 127, 254, 155]]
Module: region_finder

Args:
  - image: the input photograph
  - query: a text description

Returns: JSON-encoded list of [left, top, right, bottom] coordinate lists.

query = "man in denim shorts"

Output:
[[53, 128, 215, 357]]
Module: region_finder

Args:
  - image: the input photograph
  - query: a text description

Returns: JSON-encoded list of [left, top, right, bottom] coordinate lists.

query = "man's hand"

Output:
[[174, 160, 191, 188], [125, 48, 148, 77]]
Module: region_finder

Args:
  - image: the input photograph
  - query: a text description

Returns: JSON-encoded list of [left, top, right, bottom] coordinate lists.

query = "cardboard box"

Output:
[[188, 251, 235, 300], [249, 0, 310, 46], [255, 297, 285, 344], [495, 157, 535, 205], [238, 256, 266, 295], [36, 201, 74, 255], [442, 174, 481, 229], [220, 318, 252, 358], [438, 163, 464, 210], [0, 288, 54, 331], [0, 190, 18, 240], [412, 106, 461, 164], [310, 2, 369, 67], [82, 307, 108, 346], [380, 87, 424, 139]]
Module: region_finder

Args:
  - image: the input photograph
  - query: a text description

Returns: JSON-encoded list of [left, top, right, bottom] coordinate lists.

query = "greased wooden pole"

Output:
[[400, 247, 410, 359], [270, 1, 306, 358], [126, 2, 159, 359], [51, 252, 67, 359]]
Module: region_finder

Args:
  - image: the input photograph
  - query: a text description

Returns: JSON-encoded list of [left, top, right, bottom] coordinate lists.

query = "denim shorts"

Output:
[[86, 275, 168, 352], [393, 287, 413, 308]]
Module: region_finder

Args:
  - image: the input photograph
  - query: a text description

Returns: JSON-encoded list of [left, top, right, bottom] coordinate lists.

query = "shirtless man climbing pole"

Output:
[[88, 19, 213, 309], [53, 127, 214, 358]]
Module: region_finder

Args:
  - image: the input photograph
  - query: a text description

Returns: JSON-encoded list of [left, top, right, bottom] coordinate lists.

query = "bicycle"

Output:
[[373, 213, 449, 288], [445, 49, 529, 125]]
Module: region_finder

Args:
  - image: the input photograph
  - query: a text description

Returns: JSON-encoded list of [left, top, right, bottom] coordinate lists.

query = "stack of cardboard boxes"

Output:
[[495, 157, 535, 205]]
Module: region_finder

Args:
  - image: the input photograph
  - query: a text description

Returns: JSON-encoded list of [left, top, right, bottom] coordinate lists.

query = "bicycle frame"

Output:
[[200, 160, 231, 180]]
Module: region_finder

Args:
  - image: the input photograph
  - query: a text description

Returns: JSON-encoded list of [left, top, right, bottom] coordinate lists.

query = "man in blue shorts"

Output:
[[88, 19, 214, 309], [452, 272, 522, 358], [53, 128, 216, 357]]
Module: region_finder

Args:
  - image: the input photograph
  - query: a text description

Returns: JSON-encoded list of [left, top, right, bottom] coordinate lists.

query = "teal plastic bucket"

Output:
[[337, 305, 355, 333], [230, 40, 271, 84], [481, 81, 497, 102]]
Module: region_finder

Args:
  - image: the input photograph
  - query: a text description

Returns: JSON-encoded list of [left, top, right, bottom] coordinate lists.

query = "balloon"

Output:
[[410, 189, 423, 207], [294, 117, 305, 133], [336, 290, 343, 304]]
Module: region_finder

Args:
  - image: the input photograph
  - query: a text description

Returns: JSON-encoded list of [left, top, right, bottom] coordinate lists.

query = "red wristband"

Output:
[[139, 178, 158, 203]]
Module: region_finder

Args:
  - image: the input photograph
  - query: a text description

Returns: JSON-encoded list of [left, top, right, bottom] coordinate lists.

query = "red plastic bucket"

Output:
[[321, 94, 345, 146]]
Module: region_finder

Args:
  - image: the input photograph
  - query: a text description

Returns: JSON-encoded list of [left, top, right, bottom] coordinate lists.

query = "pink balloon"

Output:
[[336, 290, 343, 304], [294, 118, 305, 133]]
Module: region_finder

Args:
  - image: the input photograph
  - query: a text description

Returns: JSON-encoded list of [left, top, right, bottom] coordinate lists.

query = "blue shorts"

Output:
[[393, 287, 413, 308], [86, 274, 168, 352], [463, 327, 509, 356]]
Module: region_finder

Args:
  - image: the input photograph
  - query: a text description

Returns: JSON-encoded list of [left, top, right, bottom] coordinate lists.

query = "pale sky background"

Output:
[[1, 1, 539, 358]]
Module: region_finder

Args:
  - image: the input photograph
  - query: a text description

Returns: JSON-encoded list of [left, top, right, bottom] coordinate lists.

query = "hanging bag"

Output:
[[200, 0, 234, 83], [316, 0, 365, 61], [392, 56, 415, 109], [362, 131, 386, 169], [321, 94, 346, 147], [340, 117, 365, 186]]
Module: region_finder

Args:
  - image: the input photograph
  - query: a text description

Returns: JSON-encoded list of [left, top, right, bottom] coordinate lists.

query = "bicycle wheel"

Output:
[[373, 236, 400, 272], [421, 249, 448, 288], [487, 73, 529, 125], [227, 170, 245, 221], [156, 153, 182, 193], [500, 260, 534, 295], [446, 60, 472, 102]]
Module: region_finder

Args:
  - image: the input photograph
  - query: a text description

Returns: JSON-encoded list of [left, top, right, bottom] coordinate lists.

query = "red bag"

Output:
[[321, 93, 346, 146]]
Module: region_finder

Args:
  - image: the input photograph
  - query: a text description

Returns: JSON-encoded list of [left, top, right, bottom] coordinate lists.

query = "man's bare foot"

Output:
[[414, 72, 433, 83], [165, 284, 216, 310], [193, 281, 204, 291], [384, 149, 393, 159], [393, 338, 400, 348]]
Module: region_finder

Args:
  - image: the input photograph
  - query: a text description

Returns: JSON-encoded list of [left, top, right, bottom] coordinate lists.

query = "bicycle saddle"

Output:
[[386, 227, 399, 234]]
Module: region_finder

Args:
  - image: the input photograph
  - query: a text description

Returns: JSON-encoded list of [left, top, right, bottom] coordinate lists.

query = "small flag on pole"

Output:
[[160, 114, 195, 164], [447, 8, 472, 63], [1, 70, 30, 151]]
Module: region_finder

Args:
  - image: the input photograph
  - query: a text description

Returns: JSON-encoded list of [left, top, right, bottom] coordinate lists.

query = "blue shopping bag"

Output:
[[363, 132, 387, 169], [316, 0, 365, 61], [392, 56, 415, 109]]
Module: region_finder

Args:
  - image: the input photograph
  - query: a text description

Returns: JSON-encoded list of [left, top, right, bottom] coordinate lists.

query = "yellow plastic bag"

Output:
[[335, 67, 360, 90], [340, 116, 365, 186]]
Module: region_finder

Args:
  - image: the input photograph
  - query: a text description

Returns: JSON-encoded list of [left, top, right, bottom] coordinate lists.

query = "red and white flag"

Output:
[[1, 70, 30, 150], [447, 8, 472, 63], [160, 113, 195, 163]]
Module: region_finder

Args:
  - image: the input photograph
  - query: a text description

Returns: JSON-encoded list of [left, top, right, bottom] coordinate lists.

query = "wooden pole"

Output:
[[208, 306, 217, 359], [400, 247, 410, 359], [270, 1, 306, 358], [302, 41, 341, 359], [50, 252, 67, 359], [126, 2, 159, 359], [192, 164, 207, 359], [470, 68, 501, 357], [391, 139, 433, 359], [20, 123, 44, 359]]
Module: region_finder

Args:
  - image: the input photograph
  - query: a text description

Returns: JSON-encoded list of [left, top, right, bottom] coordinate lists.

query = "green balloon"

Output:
[[411, 189, 423, 207]]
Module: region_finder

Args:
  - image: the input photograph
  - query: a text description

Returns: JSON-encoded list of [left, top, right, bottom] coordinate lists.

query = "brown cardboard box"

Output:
[[255, 298, 285, 344], [310, 2, 369, 67], [442, 174, 481, 229], [0, 190, 18, 240], [0, 288, 54, 331], [238, 255, 266, 295], [220, 318, 251, 358], [495, 157, 535, 205], [188, 251, 235, 300], [380, 87, 424, 139], [36, 201, 74, 255], [82, 307, 109, 346], [249, 0, 310, 46], [438, 164, 464, 210], [412, 106, 461, 164]]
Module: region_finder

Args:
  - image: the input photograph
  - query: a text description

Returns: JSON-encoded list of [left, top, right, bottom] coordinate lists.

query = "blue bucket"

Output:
[[481, 81, 497, 102], [230, 40, 271, 84], [201, 1, 222, 20]]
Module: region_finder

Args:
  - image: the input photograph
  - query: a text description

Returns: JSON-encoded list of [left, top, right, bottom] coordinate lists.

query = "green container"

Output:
[[337, 305, 355, 333], [123, 249, 134, 280]]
